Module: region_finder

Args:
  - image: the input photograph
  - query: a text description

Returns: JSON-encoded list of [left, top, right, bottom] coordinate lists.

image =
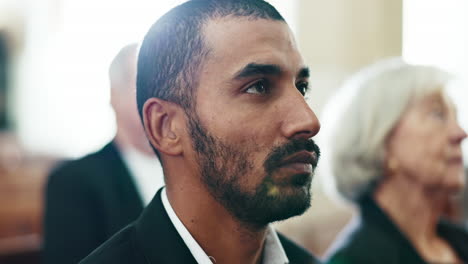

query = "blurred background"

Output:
[[0, 0, 467, 263]]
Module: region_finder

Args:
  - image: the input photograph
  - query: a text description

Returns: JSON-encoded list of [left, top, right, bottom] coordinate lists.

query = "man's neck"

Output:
[[165, 172, 268, 264]]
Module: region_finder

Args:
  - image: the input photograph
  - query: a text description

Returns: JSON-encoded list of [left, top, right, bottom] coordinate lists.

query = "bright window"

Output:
[[403, 0, 468, 163]]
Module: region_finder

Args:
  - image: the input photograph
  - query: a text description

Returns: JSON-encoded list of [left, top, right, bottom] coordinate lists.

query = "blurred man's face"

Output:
[[186, 18, 321, 228], [111, 54, 153, 155]]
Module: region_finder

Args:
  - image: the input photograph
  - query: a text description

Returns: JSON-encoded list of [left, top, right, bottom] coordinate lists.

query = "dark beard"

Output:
[[186, 111, 321, 229]]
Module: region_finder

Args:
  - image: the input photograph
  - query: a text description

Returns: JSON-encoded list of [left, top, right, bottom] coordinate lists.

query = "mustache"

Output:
[[264, 138, 321, 174]]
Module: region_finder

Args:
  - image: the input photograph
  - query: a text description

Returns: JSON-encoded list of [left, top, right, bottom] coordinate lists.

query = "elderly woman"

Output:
[[323, 59, 468, 264]]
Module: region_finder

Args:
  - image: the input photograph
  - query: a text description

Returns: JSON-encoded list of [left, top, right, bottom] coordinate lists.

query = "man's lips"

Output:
[[278, 151, 318, 173]]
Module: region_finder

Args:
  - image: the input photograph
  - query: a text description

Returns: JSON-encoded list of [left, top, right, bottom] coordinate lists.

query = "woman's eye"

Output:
[[296, 81, 309, 96], [245, 80, 269, 94], [430, 108, 446, 121]]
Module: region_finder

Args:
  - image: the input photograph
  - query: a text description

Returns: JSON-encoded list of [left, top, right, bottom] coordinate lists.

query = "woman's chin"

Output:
[[439, 177, 465, 195]]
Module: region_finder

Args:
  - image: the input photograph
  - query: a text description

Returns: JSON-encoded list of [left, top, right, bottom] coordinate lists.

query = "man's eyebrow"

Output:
[[233, 63, 282, 80], [297, 67, 310, 79]]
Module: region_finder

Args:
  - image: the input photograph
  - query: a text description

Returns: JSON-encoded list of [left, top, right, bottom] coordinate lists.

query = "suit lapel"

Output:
[[134, 188, 197, 264]]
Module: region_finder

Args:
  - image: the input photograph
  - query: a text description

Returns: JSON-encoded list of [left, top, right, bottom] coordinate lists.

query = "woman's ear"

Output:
[[142, 98, 183, 156]]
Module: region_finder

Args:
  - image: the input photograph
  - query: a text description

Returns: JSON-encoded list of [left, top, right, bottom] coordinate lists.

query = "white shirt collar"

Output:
[[161, 188, 214, 264], [161, 188, 289, 264], [263, 226, 289, 264]]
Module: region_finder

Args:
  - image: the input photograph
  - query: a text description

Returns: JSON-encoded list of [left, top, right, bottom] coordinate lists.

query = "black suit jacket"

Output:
[[43, 142, 144, 264], [80, 188, 321, 264], [326, 195, 468, 264]]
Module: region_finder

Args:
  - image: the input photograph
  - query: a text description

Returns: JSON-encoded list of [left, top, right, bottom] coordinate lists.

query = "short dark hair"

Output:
[[136, 0, 285, 117]]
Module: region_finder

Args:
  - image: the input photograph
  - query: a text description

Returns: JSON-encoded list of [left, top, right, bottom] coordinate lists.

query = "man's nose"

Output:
[[280, 92, 321, 140]]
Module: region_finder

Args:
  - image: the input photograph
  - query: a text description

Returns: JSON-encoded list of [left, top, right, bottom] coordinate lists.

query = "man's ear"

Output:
[[143, 98, 183, 156]]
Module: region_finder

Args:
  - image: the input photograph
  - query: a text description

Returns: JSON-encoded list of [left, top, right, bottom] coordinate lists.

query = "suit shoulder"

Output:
[[326, 222, 398, 263], [47, 144, 113, 184], [277, 233, 322, 264], [326, 252, 365, 264], [79, 224, 145, 264]]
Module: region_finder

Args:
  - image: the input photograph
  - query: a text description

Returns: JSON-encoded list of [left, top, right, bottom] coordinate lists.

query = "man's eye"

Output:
[[245, 80, 269, 94], [296, 81, 309, 96]]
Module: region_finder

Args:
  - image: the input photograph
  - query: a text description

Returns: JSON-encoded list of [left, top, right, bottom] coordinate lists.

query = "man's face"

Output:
[[186, 18, 321, 228]]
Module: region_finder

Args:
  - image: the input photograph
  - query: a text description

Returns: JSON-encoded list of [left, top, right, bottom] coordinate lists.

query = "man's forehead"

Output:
[[201, 17, 303, 74], [203, 17, 295, 53]]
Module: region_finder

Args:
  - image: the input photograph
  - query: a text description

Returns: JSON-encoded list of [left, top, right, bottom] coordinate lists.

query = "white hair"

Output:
[[319, 58, 453, 202]]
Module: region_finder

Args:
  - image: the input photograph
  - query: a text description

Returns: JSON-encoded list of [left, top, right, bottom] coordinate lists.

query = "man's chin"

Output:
[[268, 195, 312, 223], [217, 179, 313, 228], [269, 171, 313, 189], [261, 181, 312, 222]]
